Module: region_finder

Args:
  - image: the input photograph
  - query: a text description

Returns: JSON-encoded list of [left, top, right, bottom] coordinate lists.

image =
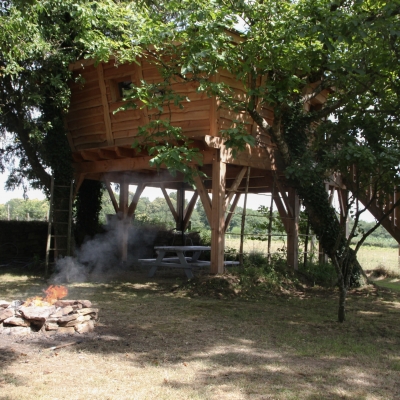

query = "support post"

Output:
[[210, 152, 226, 274], [239, 167, 251, 265], [119, 177, 130, 263], [287, 188, 299, 270]]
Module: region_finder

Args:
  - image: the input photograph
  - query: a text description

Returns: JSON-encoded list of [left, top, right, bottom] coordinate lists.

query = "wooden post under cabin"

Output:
[[210, 151, 226, 274], [119, 177, 130, 263]]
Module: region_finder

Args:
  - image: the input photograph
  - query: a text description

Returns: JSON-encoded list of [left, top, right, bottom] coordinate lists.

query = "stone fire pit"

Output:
[[0, 286, 98, 335]]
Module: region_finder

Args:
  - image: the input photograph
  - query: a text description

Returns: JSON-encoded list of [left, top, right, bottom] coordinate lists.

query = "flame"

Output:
[[24, 285, 68, 306]]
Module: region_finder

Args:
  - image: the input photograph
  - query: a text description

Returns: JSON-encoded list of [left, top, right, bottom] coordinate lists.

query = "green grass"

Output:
[[1, 262, 400, 399]]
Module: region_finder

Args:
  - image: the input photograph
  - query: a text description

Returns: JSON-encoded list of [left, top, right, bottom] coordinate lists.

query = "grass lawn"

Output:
[[1, 266, 400, 400]]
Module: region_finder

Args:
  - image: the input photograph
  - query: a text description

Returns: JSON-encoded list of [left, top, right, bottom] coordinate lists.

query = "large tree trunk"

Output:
[[249, 106, 365, 322]]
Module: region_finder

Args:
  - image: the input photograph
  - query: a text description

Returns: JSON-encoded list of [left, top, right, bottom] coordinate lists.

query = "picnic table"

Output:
[[139, 246, 240, 279]]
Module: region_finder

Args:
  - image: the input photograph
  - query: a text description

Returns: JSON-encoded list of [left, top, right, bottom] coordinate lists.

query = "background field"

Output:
[[225, 236, 400, 273]]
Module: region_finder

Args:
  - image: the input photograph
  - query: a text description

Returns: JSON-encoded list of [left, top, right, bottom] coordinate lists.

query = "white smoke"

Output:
[[50, 221, 159, 283]]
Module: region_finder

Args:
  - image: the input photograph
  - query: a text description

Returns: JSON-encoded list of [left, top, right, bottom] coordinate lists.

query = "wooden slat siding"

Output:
[[141, 65, 164, 83], [114, 137, 140, 147], [97, 63, 114, 146], [70, 78, 99, 91], [260, 106, 275, 124], [69, 58, 97, 71], [75, 142, 107, 151], [169, 119, 210, 132], [113, 128, 139, 139], [68, 95, 103, 112], [112, 120, 141, 133], [67, 115, 105, 131], [109, 108, 141, 123], [73, 156, 156, 174], [70, 87, 101, 105], [69, 123, 106, 138], [70, 85, 102, 101], [205, 135, 275, 170], [170, 88, 209, 101], [73, 134, 107, 147], [67, 105, 104, 122], [103, 64, 135, 80], [168, 98, 212, 113], [71, 69, 99, 84]]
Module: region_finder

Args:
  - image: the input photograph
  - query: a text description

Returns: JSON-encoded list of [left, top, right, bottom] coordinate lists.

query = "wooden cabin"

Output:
[[66, 57, 298, 272], [67, 57, 384, 272]]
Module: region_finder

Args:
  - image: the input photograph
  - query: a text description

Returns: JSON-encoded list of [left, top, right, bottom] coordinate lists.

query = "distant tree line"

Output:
[[1, 193, 397, 248], [0, 198, 49, 221]]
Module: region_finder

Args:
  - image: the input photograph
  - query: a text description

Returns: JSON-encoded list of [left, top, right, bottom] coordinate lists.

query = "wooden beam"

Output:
[[205, 135, 280, 170], [161, 185, 179, 222], [183, 191, 199, 231], [225, 166, 247, 209], [98, 148, 117, 160], [127, 183, 146, 217], [274, 178, 293, 218], [193, 172, 212, 226], [104, 176, 119, 213], [210, 152, 226, 274], [73, 156, 155, 174], [119, 176, 130, 263], [73, 173, 85, 200], [97, 63, 114, 146], [81, 150, 102, 161], [273, 192, 290, 233], [225, 193, 241, 233], [329, 186, 336, 205], [115, 147, 136, 158], [74, 150, 216, 175]]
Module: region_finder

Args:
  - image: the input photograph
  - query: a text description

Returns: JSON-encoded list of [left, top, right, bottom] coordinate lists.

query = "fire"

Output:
[[24, 285, 68, 306]]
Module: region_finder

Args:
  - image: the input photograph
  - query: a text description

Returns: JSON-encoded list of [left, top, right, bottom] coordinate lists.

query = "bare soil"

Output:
[[1, 267, 400, 400]]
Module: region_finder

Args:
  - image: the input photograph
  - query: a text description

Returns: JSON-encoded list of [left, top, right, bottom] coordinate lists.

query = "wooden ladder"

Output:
[[45, 177, 74, 274]]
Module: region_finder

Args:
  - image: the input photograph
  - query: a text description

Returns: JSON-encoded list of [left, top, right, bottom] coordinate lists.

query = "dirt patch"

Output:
[[1, 269, 400, 399]]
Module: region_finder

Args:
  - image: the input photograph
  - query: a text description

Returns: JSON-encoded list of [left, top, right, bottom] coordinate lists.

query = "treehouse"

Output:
[[65, 57, 400, 272]]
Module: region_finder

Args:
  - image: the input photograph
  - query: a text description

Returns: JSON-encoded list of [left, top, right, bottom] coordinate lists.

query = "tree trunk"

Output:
[[249, 106, 364, 321], [338, 284, 347, 322]]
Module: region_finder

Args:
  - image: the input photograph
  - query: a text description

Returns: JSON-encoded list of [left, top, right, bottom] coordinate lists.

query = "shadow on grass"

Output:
[[2, 269, 400, 399]]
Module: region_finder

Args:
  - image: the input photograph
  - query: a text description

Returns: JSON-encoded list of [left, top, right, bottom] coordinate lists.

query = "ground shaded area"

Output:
[[1, 267, 400, 400]]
